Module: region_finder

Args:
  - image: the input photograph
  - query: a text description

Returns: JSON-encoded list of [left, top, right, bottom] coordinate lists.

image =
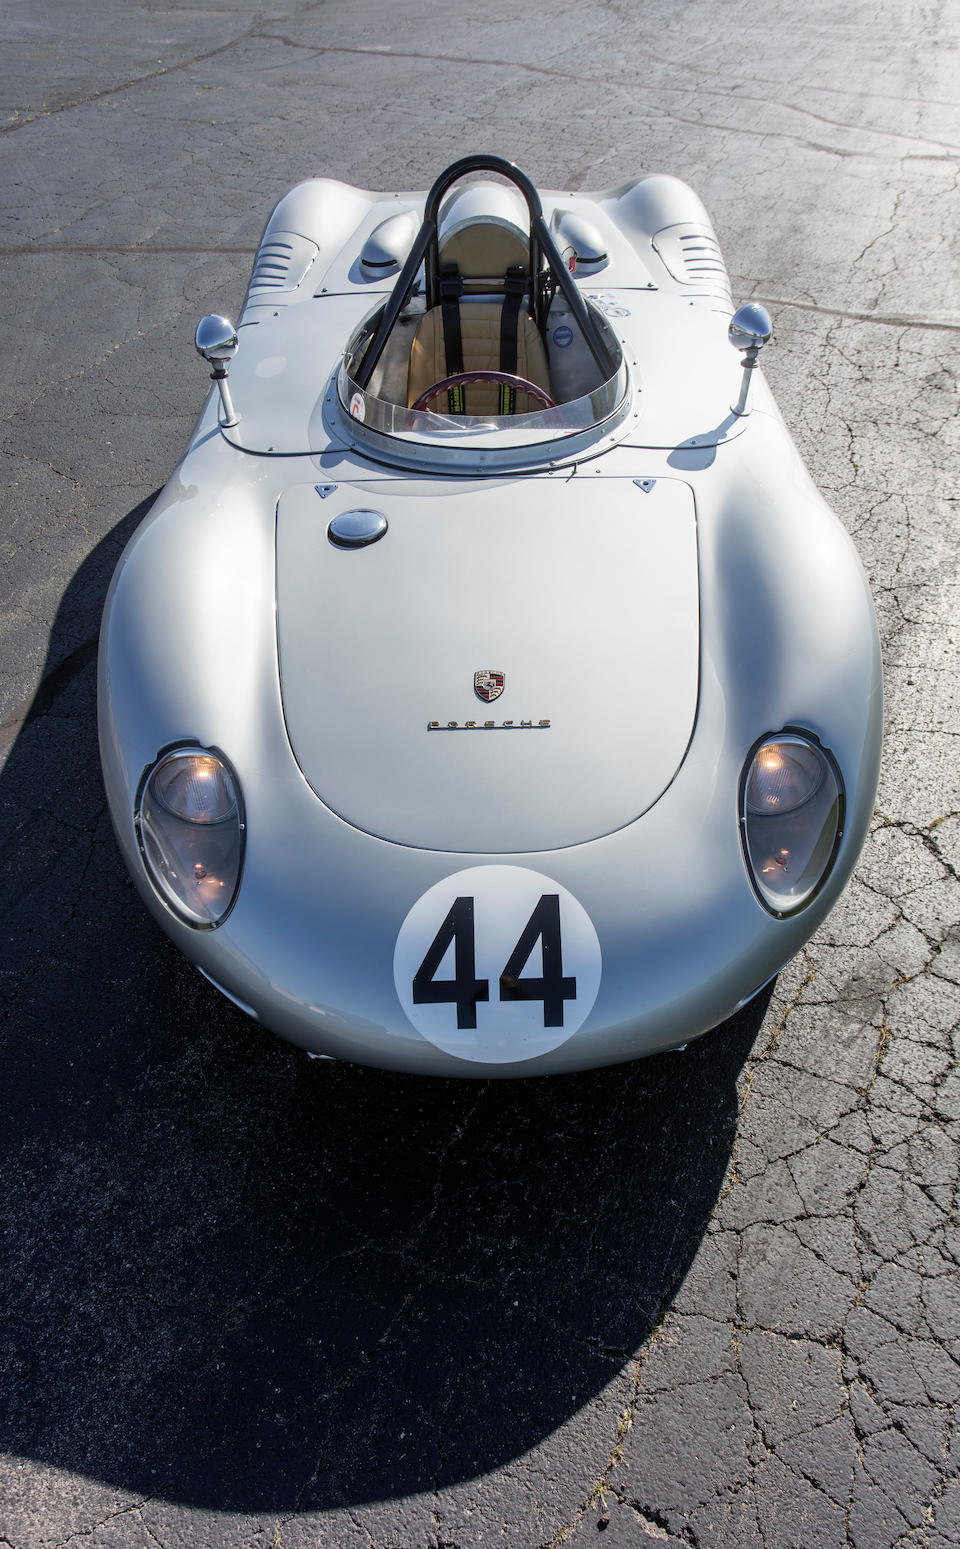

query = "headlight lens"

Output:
[[137, 747, 244, 927], [740, 732, 843, 916]]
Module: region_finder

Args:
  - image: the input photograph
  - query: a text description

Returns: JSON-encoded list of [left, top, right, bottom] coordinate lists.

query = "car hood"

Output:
[[276, 475, 699, 852]]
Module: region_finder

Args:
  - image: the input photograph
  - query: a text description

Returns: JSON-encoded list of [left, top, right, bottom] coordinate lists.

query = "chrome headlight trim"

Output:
[[135, 742, 246, 930], [739, 728, 845, 919]]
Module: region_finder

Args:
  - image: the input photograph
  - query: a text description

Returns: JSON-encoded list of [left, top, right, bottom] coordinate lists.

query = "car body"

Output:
[[98, 155, 882, 1076]]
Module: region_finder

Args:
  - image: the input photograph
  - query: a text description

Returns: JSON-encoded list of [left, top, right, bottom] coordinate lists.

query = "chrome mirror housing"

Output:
[[729, 302, 772, 416], [195, 314, 239, 365], [728, 303, 772, 354], [195, 314, 239, 426]]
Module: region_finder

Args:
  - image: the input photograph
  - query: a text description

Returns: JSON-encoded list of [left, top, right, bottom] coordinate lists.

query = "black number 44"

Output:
[[412, 894, 577, 1030]]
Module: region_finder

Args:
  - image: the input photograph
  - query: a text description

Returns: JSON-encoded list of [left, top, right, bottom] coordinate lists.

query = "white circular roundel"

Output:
[[394, 866, 602, 1064]]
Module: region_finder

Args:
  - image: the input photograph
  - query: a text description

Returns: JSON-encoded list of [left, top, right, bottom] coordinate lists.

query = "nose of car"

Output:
[[274, 474, 701, 852]]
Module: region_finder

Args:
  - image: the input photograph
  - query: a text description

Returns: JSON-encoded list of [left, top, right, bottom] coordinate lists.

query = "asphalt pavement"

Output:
[[2, 2, 959, 1545]]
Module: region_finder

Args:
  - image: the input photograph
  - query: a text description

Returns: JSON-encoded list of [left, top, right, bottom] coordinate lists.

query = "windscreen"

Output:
[[338, 300, 628, 448]]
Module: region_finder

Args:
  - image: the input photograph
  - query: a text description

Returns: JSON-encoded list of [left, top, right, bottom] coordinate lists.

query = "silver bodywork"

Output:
[[98, 167, 882, 1076]]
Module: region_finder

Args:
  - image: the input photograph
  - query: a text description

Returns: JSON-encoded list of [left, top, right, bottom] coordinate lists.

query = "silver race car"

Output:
[[98, 154, 882, 1076]]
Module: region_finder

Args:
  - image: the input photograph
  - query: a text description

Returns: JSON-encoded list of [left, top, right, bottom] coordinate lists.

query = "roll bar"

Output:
[[353, 154, 615, 392]]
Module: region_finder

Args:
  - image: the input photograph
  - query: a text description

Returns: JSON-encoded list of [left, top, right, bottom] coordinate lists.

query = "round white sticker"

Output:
[[393, 866, 602, 1064], [349, 391, 366, 421]]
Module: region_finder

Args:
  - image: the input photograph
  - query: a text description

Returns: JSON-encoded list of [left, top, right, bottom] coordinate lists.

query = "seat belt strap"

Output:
[[498, 265, 526, 415], [439, 264, 465, 414]]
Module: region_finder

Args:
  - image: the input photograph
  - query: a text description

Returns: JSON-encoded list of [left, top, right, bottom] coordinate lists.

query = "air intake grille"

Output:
[[246, 230, 319, 303], [651, 224, 732, 307]]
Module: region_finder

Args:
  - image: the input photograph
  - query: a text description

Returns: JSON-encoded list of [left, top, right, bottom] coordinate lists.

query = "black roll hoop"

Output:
[[353, 154, 615, 393]]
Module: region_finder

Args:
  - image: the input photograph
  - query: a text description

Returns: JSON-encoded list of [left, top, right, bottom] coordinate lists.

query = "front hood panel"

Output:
[[276, 476, 699, 851]]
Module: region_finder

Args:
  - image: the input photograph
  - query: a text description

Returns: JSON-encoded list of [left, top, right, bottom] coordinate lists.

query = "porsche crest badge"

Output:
[[474, 670, 505, 703]]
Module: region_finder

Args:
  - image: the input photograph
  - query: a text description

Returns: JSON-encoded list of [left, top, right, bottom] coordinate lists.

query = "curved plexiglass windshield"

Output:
[[337, 300, 629, 448]]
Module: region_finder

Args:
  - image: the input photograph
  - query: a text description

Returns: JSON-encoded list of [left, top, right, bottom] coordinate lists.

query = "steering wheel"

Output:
[[411, 369, 557, 413]]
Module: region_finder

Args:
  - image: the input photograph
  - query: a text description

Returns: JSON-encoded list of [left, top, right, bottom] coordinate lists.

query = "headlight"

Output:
[[136, 746, 244, 927], [740, 732, 843, 916]]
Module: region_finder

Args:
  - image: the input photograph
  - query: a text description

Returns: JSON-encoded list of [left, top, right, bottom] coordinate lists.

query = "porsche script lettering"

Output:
[[428, 719, 551, 730]]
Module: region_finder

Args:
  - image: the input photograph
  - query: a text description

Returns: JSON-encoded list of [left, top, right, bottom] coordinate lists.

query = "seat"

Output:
[[406, 215, 553, 416], [407, 303, 552, 415]]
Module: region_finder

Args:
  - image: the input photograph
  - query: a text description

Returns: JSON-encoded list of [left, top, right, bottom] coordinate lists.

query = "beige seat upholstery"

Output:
[[407, 303, 552, 416], [438, 220, 528, 280], [405, 214, 552, 415]]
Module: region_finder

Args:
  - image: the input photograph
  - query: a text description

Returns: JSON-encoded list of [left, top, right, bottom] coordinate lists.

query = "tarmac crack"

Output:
[[254, 34, 960, 160], [750, 295, 960, 332], [546, 1252, 719, 1549], [0, 245, 259, 256], [1, 11, 277, 134], [51, 1500, 154, 1549]]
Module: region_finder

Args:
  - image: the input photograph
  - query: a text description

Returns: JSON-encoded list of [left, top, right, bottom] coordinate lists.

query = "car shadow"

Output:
[[0, 494, 769, 1513]]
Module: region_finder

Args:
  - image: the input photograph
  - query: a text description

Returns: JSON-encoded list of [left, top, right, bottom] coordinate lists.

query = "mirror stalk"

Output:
[[195, 314, 240, 428], [210, 365, 238, 428]]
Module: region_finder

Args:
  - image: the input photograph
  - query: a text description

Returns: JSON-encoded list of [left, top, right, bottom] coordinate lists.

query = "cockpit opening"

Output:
[[338, 155, 628, 446]]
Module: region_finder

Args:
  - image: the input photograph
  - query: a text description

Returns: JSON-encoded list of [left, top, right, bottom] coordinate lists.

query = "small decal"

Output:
[[561, 245, 577, 274], [394, 866, 602, 1063], [587, 293, 630, 319], [552, 325, 574, 348], [349, 391, 366, 421], [474, 669, 505, 703]]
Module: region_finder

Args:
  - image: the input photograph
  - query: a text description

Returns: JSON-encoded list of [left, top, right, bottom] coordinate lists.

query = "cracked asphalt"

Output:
[[1, 1, 959, 1545]]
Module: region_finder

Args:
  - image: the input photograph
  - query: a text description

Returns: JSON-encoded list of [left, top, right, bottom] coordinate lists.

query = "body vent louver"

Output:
[[651, 223, 733, 308], [244, 229, 320, 308]]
